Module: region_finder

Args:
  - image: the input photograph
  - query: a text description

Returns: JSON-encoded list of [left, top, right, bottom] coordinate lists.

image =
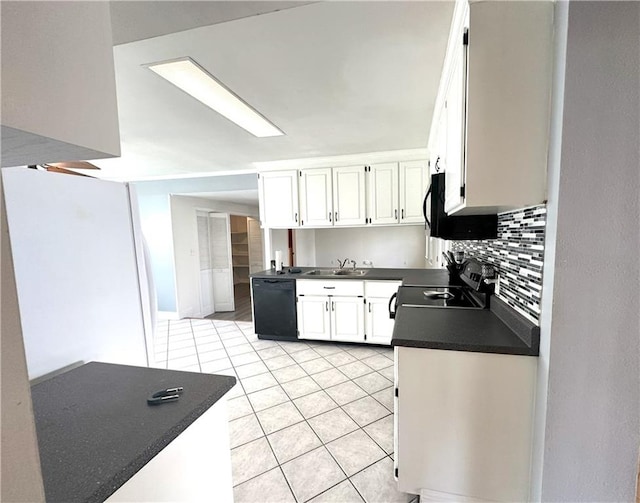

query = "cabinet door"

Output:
[[332, 166, 367, 226], [330, 296, 365, 343], [444, 25, 467, 214], [259, 170, 299, 228], [367, 163, 399, 225], [299, 168, 333, 227], [297, 295, 331, 340], [365, 297, 395, 345], [399, 161, 428, 224]]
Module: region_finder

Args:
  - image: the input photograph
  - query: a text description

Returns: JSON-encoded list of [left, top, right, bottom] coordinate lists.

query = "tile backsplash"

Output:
[[451, 205, 546, 324]]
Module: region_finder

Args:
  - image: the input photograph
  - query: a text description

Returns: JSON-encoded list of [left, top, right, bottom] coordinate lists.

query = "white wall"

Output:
[[538, 3, 640, 501], [307, 226, 426, 268], [170, 195, 258, 318]]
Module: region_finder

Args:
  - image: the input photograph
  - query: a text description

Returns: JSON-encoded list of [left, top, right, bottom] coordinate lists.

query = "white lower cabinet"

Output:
[[330, 296, 365, 343], [296, 280, 365, 343], [296, 295, 332, 341], [394, 346, 536, 502], [364, 281, 402, 345], [297, 279, 400, 345]]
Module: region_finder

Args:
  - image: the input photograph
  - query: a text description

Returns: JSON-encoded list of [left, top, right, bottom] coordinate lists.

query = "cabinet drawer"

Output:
[[297, 279, 364, 297], [365, 280, 402, 298]]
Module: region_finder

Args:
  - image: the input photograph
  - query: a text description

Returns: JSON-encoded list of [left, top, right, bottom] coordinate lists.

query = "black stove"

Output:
[[389, 259, 494, 318]]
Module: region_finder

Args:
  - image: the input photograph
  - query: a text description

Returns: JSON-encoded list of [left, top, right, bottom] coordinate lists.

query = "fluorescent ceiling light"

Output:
[[146, 57, 284, 138]]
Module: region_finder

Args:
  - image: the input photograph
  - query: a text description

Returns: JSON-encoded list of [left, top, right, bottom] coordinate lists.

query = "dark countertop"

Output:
[[251, 267, 451, 286], [391, 296, 540, 356], [251, 266, 538, 356], [31, 362, 236, 503]]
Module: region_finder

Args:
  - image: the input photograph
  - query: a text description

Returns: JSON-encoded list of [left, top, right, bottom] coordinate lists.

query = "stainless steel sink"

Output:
[[304, 269, 368, 277]]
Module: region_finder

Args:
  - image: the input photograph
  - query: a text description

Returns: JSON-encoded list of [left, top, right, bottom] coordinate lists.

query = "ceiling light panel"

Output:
[[146, 57, 284, 138]]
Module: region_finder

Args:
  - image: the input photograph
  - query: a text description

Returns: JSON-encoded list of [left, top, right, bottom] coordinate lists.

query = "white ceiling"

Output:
[[96, 1, 454, 182]]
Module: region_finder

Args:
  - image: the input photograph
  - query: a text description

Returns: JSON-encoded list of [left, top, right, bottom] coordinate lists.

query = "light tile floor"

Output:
[[154, 318, 417, 503]]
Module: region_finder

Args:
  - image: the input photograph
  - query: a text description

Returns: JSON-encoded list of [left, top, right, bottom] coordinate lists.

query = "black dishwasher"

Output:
[[252, 278, 298, 341]]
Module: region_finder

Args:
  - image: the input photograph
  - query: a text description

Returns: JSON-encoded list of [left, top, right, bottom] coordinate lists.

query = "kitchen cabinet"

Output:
[[367, 161, 428, 226], [1, 2, 120, 167], [367, 163, 399, 225], [296, 166, 367, 228], [394, 346, 536, 501], [398, 161, 428, 224], [258, 170, 299, 228], [364, 281, 402, 345], [332, 166, 367, 226], [296, 280, 365, 343], [429, 1, 552, 216], [299, 168, 333, 227], [258, 159, 427, 228]]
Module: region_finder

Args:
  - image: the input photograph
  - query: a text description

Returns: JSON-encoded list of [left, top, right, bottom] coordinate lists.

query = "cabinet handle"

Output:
[[329, 212, 332, 223], [331, 301, 335, 311], [435, 156, 441, 173], [326, 301, 329, 312], [335, 212, 338, 221], [323, 286, 335, 289], [401, 209, 405, 219], [295, 212, 298, 223], [394, 209, 398, 219], [368, 302, 372, 313]]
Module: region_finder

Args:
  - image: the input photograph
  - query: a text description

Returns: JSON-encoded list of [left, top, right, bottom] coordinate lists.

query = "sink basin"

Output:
[[331, 269, 368, 276], [304, 269, 368, 277]]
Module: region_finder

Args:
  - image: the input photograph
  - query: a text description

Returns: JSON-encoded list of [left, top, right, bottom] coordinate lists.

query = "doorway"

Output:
[[203, 214, 263, 322], [196, 211, 235, 317]]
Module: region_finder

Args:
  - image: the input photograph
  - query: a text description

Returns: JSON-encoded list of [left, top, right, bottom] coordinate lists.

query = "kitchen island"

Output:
[[31, 362, 236, 503]]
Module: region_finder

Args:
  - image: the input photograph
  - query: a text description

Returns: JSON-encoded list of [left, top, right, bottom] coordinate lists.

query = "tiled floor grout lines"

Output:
[[158, 318, 410, 503]]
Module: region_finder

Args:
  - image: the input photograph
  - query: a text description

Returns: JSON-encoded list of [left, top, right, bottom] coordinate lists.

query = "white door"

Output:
[[332, 166, 367, 226], [368, 163, 399, 225], [330, 296, 365, 343], [196, 211, 215, 317], [209, 213, 235, 312], [365, 298, 395, 345], [297, 296, 331, 340], [299, 168, 333, 226], [399, 161, 428, 224]]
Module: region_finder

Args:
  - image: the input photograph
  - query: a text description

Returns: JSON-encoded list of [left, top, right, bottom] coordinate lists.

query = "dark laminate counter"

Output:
[[391, 296, 540, 356], [252, 266, 538, 357], [251, 267, 451, 286], [31, 362, 236, 503]]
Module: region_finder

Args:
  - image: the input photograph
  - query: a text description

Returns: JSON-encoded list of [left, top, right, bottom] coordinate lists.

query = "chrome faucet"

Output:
[[336, 258, 350, 269], [350, 260, 357, 271]]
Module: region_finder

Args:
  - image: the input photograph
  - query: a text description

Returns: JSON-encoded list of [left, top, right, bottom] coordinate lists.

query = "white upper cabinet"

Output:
[[368, 163, 399, 225], [399, 161, 428, 223], [1, 2, 120, 167], [299, 168, 333, 227], [258, 158, 428, 228], [258, 170, 299, 228], [332, 166, 367, 226], [430, 1, 553, 216]]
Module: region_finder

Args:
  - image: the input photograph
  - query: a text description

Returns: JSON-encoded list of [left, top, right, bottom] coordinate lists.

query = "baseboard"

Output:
[[420, 488, 497, 502]]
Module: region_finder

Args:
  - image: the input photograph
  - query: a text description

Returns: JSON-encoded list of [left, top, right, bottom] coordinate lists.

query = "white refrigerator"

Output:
[[2, 167, 155, 380]]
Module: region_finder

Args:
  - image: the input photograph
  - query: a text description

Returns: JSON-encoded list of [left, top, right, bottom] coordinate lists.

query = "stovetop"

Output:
[[395, 285, 488, 310]]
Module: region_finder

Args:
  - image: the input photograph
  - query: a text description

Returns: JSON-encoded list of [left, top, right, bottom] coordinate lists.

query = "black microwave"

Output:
[[423, 173, 498, 240]]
